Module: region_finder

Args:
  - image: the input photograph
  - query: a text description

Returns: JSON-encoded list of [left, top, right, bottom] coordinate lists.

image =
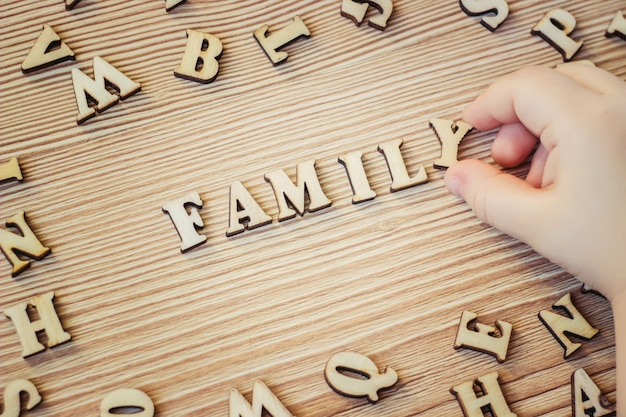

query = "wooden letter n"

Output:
[[538, 293, 598, 358], [0, 211, 51, 277]]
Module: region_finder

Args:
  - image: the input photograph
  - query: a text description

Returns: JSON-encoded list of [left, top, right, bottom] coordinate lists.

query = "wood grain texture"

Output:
[[1, 1, 623, 416]]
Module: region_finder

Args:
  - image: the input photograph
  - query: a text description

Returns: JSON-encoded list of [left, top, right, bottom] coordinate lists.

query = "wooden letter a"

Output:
[[226, 181, 272, 237], [571, 368, 615, 417]]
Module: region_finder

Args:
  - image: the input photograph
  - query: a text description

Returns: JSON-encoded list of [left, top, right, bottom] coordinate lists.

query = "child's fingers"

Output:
[[526, 143, 549, 188], [555, 61, 626, 95], [444, 159, 551, 247], [462, 66, 595, 139], [491, 123, 538, 168]]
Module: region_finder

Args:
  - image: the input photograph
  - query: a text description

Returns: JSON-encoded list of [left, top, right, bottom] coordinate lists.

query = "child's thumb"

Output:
[[444, 159, 548, 247]]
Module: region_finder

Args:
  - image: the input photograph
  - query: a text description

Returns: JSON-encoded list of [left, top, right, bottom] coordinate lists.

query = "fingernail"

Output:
[[445, 175, 462, 197]]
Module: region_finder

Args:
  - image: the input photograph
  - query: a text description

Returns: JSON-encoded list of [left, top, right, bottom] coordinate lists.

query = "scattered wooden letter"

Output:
[[174, 29, 223, 84], [340, 0, 394, 31], [71, 56, 141, 124], [65, 0, 80, 10], [264, 159, 332, 222], [0, 211, 51, 277], [253, 16, 311, 65], [429, 118, 473, 169], [579, 281, 607, 299], [229, 380, 293, 417], [0, 158, 23, 182], [453, 311, 512, 363], [21, 24, 75, 74], [459, 0, 509, 32], [338, 150, 377, 204], [531, 9, 583, 61], [571, 368, 615, 417], [1, 379, 42, 417], [100, 388, 154, 417], [226, 181, 272, 237], [377, 139, 428, 192], [162, 191, 207, 253], [164, 0, 186, 12], [538, 292, 599, 358], [450, 372, 516, 417], [3, 291, 71, 357], [324, 351, 398, 403], [605, 10, 626, 40]]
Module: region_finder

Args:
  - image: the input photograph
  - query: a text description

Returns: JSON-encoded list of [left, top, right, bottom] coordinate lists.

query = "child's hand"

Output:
[[444, 63, 626, 302]]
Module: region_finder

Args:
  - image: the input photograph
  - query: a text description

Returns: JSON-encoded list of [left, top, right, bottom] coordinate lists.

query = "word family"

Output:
[[161, 122, 471, 252]]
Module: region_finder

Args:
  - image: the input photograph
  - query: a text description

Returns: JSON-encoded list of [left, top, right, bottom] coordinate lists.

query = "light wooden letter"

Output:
[[0, 211, 51, 277], [174, 29, 223, 83], [531, 9, 583, 61], [450, 372, 516, 417], [377, 139, 428, 192], [1, 379, 42, 417], [226, 181, 273, 237], [571, 368, 615, 417], [324, 351, 398, 403], [430, 118, 473, 169], [253, 16, 310, 65], [3, 291, 71, 357], [338, 150, 376, 204], [459, 0, 509, 32], [21, 23, 75, 73], [538, 293, 599, 358], [229, 380, 293, 417], [340, 0, 394, 31], [165, 0, 186, 12], [65, 0, 81, 10], [100, 388, 154, 417], [454, 311, 512, 363], [606, 11, 626, 40], [0, 158, 23, 182], [264, 159, 332, 221], [72, 56, 141, 124], [162, 192, 207, 253]]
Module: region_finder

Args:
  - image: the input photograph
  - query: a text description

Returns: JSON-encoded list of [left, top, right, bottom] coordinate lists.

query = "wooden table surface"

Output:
[[1, 1, 623, 415]]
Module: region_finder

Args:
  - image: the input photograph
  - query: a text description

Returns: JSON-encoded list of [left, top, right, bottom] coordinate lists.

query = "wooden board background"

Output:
[[1, 1, 623, 415]]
